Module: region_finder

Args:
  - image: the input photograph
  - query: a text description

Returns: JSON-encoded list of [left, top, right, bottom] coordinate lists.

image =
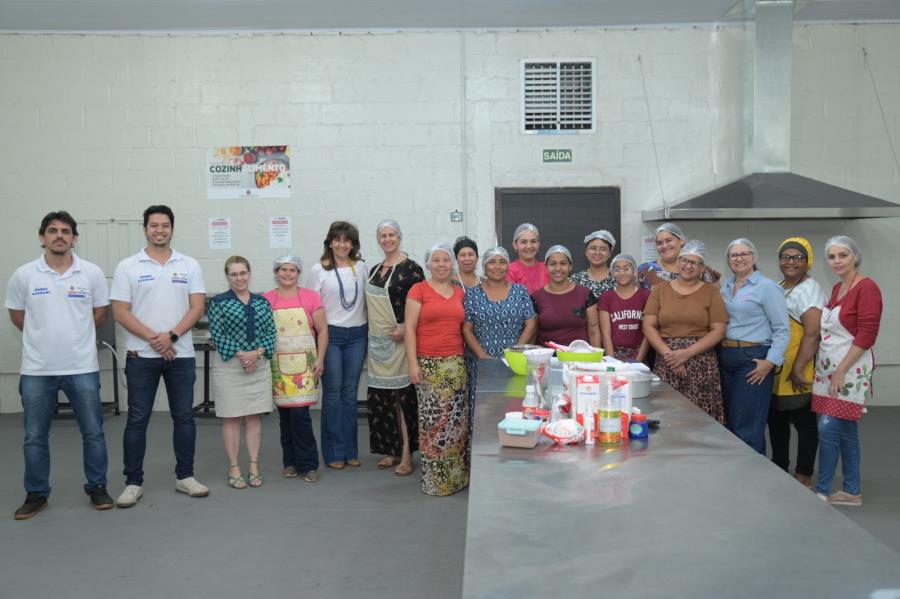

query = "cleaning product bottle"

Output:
[[598, 376, 622, 444]]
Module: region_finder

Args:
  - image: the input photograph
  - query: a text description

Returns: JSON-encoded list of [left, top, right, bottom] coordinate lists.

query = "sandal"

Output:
[[394, 463, 413, 477], [377, 456, 400, 469], [227, 465, 247, 489], [248, 460, 263, 488], [346, 458, 362, 468], [326, 461, 345, 470]]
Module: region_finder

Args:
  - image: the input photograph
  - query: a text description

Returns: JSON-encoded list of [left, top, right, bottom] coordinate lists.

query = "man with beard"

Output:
[[6, 210, 113, 519], [110, 205, 207, 507]]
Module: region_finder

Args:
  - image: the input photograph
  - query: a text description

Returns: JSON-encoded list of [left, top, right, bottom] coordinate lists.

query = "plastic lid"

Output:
[[498, 418, 543, 433], [631, 413, 647, 422], [525, 385, 535, 392]]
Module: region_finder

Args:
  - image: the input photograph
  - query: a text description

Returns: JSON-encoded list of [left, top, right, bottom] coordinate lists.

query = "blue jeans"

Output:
[[816, 414, 861, 495], [278, 406, 319, 472], [719, 345, 774, 454], [123, 357, 196, 485], [321, 324, 367, 463], [20, 372, 108, 497]]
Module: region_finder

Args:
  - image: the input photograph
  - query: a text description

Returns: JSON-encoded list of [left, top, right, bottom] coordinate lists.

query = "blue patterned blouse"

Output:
[[464, 283, 536, 357], [207, 289, 277, 362]]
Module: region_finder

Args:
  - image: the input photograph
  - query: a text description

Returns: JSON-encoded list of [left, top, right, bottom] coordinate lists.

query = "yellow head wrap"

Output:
[[779, 237, 814, 269]]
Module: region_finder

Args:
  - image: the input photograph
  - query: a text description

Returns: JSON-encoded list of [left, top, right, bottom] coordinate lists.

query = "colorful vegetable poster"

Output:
[[207, 145, 291, 199]]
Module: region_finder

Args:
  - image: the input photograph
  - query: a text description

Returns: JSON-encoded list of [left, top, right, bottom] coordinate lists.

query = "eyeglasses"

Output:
[[678, 257, 702, 267], [612, 266, 634, 273], [779, 254, 807, 263], [728, 252, 754, 261]]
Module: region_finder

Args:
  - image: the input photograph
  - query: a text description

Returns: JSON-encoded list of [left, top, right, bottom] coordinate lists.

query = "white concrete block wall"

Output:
[[0, 23, 898, 412]]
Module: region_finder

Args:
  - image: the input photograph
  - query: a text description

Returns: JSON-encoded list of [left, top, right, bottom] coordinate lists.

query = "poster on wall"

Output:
[[208, 217, 232, 250], [208, 146, 291, 199], [268, 216, 292, 249]]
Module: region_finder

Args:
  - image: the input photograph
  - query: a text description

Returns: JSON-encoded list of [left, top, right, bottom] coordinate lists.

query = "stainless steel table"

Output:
[[463, 360, 900, 598]]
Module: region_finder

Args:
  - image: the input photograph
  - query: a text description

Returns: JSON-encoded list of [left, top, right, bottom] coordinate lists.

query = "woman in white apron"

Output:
[[366, 220, 424, 476], [263, 255, 329, 483], [812, 236, 883, 506], [208, 256, 277, 489]]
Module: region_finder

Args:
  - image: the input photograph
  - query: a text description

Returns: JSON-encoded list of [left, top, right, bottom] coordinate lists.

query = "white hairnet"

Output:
[[376, 219, 402, 239], [679, 240, 707, 263], [481, 246, 510, 267], [513, 223, 539, 242], [825, 235, 862, 267], [273, 254, 303, 272], [424, 242, 457, 272], [654, 222, 686, 241], [583, 230, 616, 249], [610, 253, 637, 271], [544, 244, 572, 263]]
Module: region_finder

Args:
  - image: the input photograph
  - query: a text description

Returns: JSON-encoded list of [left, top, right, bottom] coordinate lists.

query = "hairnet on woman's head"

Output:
[[543, 244, 572, 264], [513, 223, 539, 242], [481, 246, 510, 268], [583, 230, 616, 249], [726, 238, 759, 270], [273, 254, 303, 273], [424, 242, 458, 272], [779, 237, 814, 269], [679, 240, 707, 263], [654, 222, 685, 241], [610, 253, 637, 271], [825, 235, 862, 267], [375, 219, 402, 239]]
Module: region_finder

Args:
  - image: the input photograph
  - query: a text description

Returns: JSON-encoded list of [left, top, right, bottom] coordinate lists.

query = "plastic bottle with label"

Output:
[[598, 371, 621, 444], [522, 385, 539, 420]]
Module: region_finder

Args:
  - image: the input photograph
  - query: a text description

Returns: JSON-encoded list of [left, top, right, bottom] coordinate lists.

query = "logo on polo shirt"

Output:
[[138, 274, 155, 284], [171, 272, 189, 284], [67, 286, 89, 299], [31, 287, 50, 296]]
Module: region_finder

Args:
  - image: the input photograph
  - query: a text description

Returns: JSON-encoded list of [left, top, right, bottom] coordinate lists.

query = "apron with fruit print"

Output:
[[270, 293, 320, 408], [811, 304, 872, 421]]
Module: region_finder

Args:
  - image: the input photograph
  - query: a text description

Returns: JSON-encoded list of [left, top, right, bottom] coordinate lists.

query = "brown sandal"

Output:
[[394, 463, 413, 477], [377, 456, 400, 469]]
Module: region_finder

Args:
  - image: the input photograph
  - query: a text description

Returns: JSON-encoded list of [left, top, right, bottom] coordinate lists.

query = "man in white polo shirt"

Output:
[[110, 205, 208, 507], [5, 210, 113, 519]]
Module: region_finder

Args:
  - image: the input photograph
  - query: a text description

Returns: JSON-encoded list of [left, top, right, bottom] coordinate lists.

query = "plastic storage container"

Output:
[[498, 418, 543, 448]]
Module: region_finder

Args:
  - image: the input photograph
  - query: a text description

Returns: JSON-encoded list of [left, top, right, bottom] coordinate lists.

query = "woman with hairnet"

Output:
[[812, 236, 883, 507], [643, 240, 728, 422], [597, 254, 651, 363], [531, 245, 601, 348], [571, 230, 617, 297], [638, 223, 721, 288], [263, 254, 329, 483], [365, 220, 425, 476], [768, 237, 825, 489], [405, 243, 469, 496], [506, 223, 549, 294], [719, 238, 789, 455]]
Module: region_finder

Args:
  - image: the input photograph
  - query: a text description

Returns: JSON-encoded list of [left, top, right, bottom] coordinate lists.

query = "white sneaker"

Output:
[[175, 477, 209, 498], [116, 485, 143, 508]]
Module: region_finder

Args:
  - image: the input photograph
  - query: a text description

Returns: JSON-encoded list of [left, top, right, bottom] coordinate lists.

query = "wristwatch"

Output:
[[256, 347, 264, 360], [168, 331, 179, 343]]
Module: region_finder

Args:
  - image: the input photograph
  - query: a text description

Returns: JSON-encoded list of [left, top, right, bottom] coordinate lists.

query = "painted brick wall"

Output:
[[0, 23, 898, 411]]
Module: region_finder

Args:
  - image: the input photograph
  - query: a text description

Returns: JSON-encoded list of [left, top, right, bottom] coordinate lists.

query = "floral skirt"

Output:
[[653, 337, 725, 424], [416, 355, 470, 497]]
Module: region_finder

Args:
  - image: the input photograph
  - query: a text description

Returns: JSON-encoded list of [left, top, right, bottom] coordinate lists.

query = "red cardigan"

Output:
[[827, 277, 882, 349]]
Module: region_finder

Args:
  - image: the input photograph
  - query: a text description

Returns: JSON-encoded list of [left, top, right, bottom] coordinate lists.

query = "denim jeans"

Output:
[[123, 357, 196, 485], [20, 372, 108, 497], [719, 345, 774, 454], [321, 324, 367, 463], [816, 414, 860, 495], [278, 406, 319, 472]]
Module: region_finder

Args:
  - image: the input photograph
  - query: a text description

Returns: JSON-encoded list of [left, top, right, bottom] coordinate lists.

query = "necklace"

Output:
[[335, 263, 359, 311]]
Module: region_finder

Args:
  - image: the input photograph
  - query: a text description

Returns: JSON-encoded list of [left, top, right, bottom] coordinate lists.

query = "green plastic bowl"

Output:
[[503, 344, 541, 376]]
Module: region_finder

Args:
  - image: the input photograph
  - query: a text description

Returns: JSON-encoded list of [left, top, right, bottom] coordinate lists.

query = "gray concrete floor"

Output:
[[1, 407, 898, 599], [0, 410, 468, 599]]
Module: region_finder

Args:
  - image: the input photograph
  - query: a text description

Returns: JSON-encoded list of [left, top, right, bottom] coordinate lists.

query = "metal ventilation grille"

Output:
[[523, 60, 593, 133]]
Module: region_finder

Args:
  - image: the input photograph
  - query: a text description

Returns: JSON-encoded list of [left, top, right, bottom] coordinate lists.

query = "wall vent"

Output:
[[522, 60, 594, 134]]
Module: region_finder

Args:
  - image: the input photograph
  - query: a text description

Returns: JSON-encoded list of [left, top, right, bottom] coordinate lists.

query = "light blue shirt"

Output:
[[720, 270, 790, 365]]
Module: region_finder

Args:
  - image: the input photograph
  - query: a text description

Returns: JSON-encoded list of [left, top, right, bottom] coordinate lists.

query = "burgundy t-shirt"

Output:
[[598, 288, 650, 350], [531, 285, 596, 347]]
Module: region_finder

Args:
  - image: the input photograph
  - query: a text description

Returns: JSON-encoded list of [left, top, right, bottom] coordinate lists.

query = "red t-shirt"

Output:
[[598, 287, 650, 350], [827, 277, 882, 349], [507, 261, 550, 294], [408, 282, 465, 357]]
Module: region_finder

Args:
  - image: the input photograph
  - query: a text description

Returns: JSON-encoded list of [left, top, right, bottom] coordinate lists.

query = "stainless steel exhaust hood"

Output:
[[642, 0, 900, 221]]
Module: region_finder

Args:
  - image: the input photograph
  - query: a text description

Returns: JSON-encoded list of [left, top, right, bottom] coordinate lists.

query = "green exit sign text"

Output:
[[543, 149, 572, 163]]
